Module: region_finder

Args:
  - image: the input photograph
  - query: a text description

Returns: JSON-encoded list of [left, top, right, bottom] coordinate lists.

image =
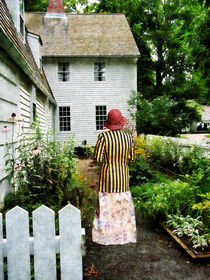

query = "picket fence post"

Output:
[[33, 205, 57, 280], [6, 206, 31, 280], [0, 204, 85, 280], [59, 204, 82, 280]]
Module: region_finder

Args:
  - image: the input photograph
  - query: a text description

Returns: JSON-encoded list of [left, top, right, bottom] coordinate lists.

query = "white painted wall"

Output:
[[0, 50, 54, 204], [0, 50, 21, 204], [43, 57, 137, 146]]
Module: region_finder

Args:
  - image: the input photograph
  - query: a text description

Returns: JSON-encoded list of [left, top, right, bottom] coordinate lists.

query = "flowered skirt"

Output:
[[92, 191, 137, 245]]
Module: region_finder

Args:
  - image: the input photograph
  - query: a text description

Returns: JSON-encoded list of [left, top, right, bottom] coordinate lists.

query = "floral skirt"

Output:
[[92, 191, 137, 245]]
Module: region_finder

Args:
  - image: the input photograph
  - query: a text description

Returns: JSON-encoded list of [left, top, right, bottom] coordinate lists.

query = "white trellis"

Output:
[[0, 204, 85, 280]]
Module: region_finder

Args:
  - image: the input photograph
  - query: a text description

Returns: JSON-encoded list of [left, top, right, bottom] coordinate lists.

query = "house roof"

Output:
[[25, 13, 140, 57], [0, 0, 55, 104]]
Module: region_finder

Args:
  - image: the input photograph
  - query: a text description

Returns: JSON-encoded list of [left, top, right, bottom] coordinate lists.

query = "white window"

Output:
[[94, 62, 106, 81], [96, 105, 107, 130], [58, 63, 70, 82], [59, 106, 71, 131]]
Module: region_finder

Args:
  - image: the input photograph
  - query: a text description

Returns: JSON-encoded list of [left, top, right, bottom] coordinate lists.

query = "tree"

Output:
[[128, 91, 201, 136], [94, 0, 207, 102], [187, 3, 210, 104], [25, 0, 48, 11]]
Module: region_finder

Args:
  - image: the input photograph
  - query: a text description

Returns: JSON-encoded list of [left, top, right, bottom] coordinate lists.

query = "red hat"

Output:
[[104, 109, 127, 130]]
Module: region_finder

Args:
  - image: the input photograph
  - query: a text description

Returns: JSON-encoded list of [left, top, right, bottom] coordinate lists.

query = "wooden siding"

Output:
[[43, 57, 137, 146], [0, 53, 54, 204], [20, 86, 32, 135], [36, 92, 46, 134]]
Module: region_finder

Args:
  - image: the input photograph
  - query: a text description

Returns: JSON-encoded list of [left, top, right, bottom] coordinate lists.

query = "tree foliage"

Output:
[[128, 91, 201, 136], [93, 0, 209, 102], [25, 0, 48, 12]]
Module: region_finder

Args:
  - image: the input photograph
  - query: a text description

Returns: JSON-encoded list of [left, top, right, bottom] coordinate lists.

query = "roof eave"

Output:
[[42, 54, 140, 58], [0, 31, 56, 105]]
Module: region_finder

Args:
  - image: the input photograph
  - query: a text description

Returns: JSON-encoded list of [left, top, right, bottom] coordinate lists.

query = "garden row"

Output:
[[130, 135, 209, 254]]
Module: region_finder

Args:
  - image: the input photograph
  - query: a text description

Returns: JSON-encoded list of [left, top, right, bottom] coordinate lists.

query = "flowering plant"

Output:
[[133, 136, 150, 159], [3, 120, 96, 226], [129, 136, 153, 186]]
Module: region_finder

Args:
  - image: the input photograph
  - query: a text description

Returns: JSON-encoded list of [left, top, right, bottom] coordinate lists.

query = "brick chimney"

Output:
[[47, 0, 65, 13], [45, 0, 66, 17]]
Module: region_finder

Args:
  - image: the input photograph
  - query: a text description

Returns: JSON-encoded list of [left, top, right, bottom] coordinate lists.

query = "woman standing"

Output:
[[92, 109, 137, 245]]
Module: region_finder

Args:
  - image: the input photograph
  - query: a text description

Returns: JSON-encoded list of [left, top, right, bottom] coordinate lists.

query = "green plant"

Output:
[[180, 145, 209, 175], [166, 214, 210, 250], [143, 135, 183, 173], [192, 193, 210, 211], [131, 175, 198, 220], [192, 192, 210, 226], [129, 135, 154, 186], [129, 157, 154, 186]]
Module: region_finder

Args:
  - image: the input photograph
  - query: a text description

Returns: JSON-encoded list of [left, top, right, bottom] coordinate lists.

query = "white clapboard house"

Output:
[[0, 0, 56, 203], [0, 0, 139, 203], [25, 0, 140, 146]]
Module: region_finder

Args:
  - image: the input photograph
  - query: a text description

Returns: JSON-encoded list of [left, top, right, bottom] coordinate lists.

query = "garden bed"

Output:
[[160, 222, 210, 259]]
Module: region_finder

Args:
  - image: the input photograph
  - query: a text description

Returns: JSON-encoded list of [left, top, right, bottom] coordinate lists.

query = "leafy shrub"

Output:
[[192, 192, 210, 226], [131, 174, 199, 220], [179, 146, 209, 175], [74, 145, 95, 159], [143, 135, 183, 173]]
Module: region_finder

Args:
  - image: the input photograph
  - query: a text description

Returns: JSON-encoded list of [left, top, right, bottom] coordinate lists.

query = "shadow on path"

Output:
[[83, 212, 209, 280]]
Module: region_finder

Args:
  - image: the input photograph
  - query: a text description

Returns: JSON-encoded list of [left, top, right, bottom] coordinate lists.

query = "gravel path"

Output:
[[83, 212, 209, 280]]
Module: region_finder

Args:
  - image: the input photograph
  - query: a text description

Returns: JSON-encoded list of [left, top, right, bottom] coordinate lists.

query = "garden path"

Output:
[[83, 213, 209, 280]]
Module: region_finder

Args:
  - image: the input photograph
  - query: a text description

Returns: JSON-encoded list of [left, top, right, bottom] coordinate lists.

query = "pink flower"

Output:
[[32, 146, 41, 155], [2, 125, 10, 133]]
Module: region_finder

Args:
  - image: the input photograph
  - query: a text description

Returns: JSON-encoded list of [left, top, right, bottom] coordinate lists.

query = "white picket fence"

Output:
[[0, 204, 85, 280]]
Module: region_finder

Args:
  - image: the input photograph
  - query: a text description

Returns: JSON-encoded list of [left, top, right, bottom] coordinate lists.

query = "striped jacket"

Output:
[[93, 130, 135, 193]]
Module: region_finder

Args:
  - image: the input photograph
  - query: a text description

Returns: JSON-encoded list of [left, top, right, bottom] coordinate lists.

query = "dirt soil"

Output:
[[83, 212, 209, 280]]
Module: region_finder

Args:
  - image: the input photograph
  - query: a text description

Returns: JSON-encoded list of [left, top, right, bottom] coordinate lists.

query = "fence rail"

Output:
[[0, 204, 85, 280]]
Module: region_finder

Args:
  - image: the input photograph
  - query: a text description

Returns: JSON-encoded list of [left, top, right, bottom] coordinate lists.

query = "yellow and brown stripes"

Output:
[[93, 133, 105, 162], [94, 130, 136, 193]]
